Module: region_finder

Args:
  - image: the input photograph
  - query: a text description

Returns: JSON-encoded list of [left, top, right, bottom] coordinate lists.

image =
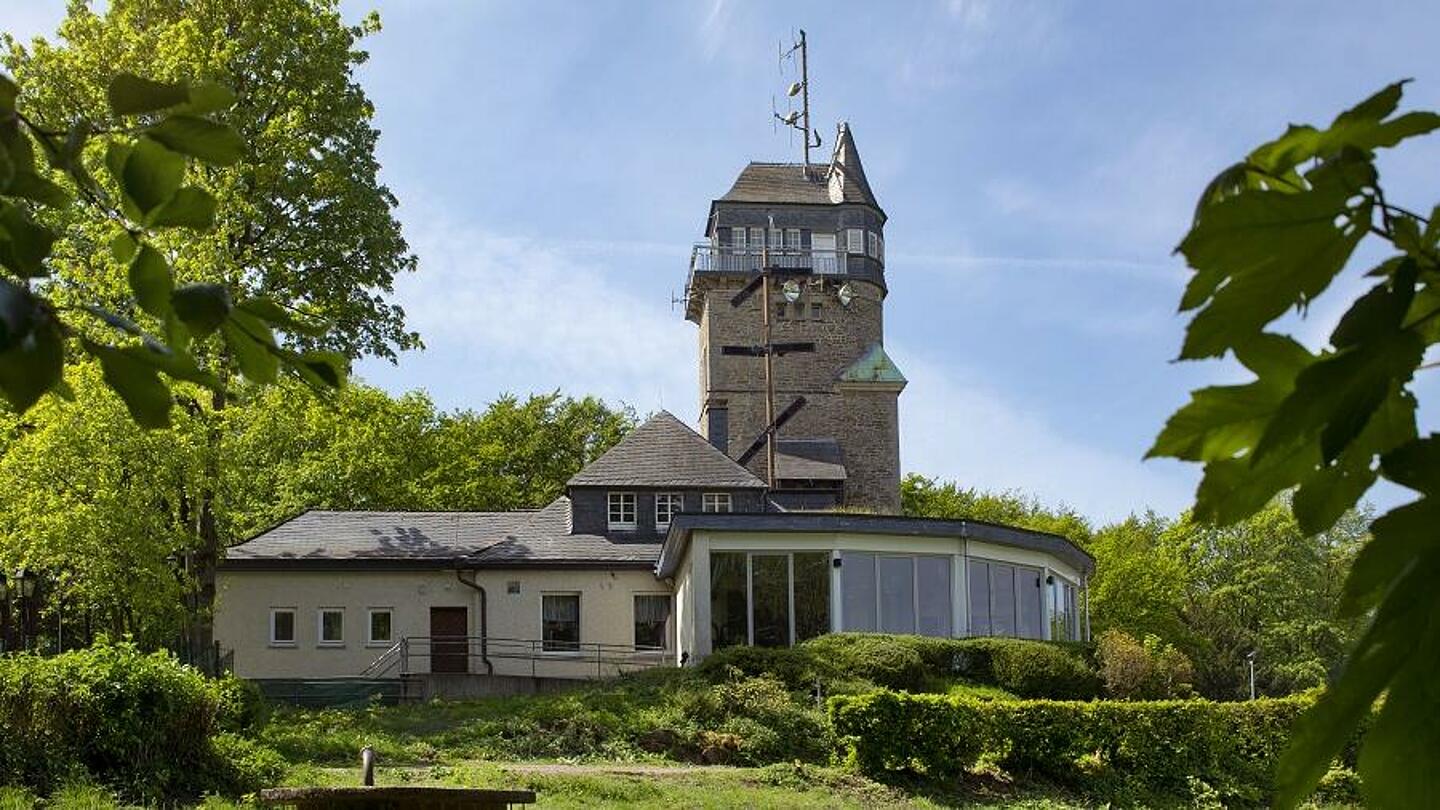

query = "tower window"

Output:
[[867, 231, 879, 259], [785, 229, 801, 249], [732, 228, 747, 249], [749, 227, 764, 249], [655, 493, 683, 530], [811, 303, 823, 320], [775, 303, 788, 320], [703, 493, 733, 513], [846, 228, 865, 255], [768, 227, 782, 247], [607, 492, 637, 530]]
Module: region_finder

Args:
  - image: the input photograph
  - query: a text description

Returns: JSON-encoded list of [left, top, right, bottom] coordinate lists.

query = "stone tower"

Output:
[[684, 123, 906, 513]]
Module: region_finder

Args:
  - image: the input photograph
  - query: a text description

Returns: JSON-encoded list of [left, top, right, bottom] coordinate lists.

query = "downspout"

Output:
[[456, 568, 494, 675]]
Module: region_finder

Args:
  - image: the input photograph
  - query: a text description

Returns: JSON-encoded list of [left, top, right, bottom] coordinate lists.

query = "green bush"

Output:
[[0, 642, 263, 803], [212, 673, 270, 733], [796, 634, 927, 691], [1096, 629, 1195, 700], [205, 733, 287, 796], [696, 645, 830, 690], [678, 674, 831, 764], [987, 640, 1101, 700], [830, 690, 1351, 806]]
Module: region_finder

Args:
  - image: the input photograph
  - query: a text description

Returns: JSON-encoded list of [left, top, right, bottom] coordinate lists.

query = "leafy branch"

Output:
[[1149, 80, 1440, 808], [0, 70, 346, 427]]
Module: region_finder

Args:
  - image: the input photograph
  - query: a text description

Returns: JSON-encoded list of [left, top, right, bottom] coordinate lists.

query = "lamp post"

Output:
[[0, 572, 9, 653], [1246, 650, 1257, 700]]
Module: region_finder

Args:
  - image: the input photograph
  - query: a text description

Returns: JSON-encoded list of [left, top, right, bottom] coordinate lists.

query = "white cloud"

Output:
[[896, 347, 1195, 523], [359, 205, 694, 418]]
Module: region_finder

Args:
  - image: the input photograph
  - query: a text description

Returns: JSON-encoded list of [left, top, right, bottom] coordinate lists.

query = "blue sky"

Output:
[[8, 1, 1440, 523]]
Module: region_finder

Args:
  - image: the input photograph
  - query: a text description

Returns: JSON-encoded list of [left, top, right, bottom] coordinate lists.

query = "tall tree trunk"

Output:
[[188, 384, 227, 670]]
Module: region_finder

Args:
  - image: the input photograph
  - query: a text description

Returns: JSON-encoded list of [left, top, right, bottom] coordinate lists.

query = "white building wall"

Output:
[[215, 567, 672, 680]]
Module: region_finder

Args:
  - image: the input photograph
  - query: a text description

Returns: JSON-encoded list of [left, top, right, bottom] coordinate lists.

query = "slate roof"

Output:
[[566, 411, 766, 489], [224, 510, 531, 563], [472, 498, 660, 567], [718, 123, 881, 210], [775, 438, 847, 481]]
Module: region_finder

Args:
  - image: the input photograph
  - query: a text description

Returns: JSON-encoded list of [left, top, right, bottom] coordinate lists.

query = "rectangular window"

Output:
[[878, 235, 885, 263], [867, 231, 879, 258], [768, 227, 782, 248], [634, 594, 671, 650], [841, 552, 877, 632], [269, 608, 296, 646], [732, 227, 746, 248], [318, 608, 344, 646], [542, 593, 581, 652], [1049, 578, 1078, 641], [702, 492, 732, 513], [749, 227, 764, 248], [607, 492, 636, 530], [785, 228, 801, 249], [655, 492, 683, 530], [810, 303, 823, 320], [917, 557, 952, 637], [367, 608, 393, 645], [968, 561, 992, 636], [711, 552, 749, 649], [846, 228, 865, 254], [751, 554, 791, 647], [879, 556, 916, 634], [793, 552, 831, 643], [774, 302, 788, 320]]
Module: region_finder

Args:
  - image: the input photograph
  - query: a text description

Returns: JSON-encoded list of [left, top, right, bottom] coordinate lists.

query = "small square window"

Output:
[[507, 581, 522, 595], [811, 303, 823, 320], [270, 609, 295, 646], [655, 493, 683, 530], [367, 608, 393, 645], [702, 492, 732, 513], [774, 303, 788, 320], [846, 228, 865, 255], [608, 492, 637, 530], [318, 608, 344, 646], [542, 593, 581, 652]]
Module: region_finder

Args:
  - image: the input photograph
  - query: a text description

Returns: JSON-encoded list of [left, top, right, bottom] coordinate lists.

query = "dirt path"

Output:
[[495, 763, 743, 777]]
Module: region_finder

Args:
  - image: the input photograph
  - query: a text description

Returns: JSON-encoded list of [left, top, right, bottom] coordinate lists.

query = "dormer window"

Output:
[[607, 492, 637, 530], [655, 493, 683, 530], [703, 493, 733, 513]]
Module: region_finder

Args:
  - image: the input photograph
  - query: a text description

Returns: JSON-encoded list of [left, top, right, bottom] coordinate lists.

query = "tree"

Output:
[[3, 0, 418, 660], [1149, 81, 1440, 806], [1085, 511, 1189, 645], [901, 474, 1094, 543]]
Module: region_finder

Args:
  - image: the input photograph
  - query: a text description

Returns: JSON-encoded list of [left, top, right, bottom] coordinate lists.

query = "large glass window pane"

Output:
[[751, 554, 790, 647], [710, 552, 748, 649], [968, 562, 991, 636], [634, 594, 671, 650], [879, 556, 916, 634], [842, 552, 877, 632], [916, 556, 952, 638], [991, 564, 1017, 637], [1017, 567, 1043, 639], [542, 594, 580, 651], [793, 552, 830, 642]]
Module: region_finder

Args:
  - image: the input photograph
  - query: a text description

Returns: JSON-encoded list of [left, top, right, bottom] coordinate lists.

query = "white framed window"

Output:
[[655, 492, 683, 530], [366, 608, 393, 646], [703, 492, 732, 513], [608, 492, 637, 530], [318, 608, 344, 646], [867, 231, 879, 258], [768, 227, 782, 247], [634, 594, 672, 650], [878, 235, 885, 264], [786, 228, 801, 249], [732, 227, 747, 249], [269, 608, 296, 646], [542, 593, 581, 652], [749, 227, 764, 248], [846, 228, 865, 254]]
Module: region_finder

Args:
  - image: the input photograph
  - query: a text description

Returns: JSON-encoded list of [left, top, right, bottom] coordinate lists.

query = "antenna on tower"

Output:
[[773, 29, 817, 171]]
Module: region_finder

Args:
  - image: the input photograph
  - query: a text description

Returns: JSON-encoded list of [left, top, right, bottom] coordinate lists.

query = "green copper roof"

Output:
[[839, 343, 907, 385]]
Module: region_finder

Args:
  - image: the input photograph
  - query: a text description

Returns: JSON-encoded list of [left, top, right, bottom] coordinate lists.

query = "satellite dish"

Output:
[[837, 283, 855, 308], [782, 279, 803, 303], [787, 81, 803, 98]]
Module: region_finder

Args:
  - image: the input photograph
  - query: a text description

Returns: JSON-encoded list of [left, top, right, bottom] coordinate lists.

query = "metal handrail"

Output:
[[388, 635, 670, 678], [689, 243, 851, 276], [359, 640, 405, 677]]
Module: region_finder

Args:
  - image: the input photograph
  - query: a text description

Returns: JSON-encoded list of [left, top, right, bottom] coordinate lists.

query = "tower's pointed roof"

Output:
[[826, 122, 878, 208], [566, 411, 767, 488], [838, 343, 907, 386]]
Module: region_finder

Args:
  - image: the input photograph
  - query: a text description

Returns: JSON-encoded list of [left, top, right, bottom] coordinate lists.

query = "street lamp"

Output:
[[0, 572, 8, 653], [14, 569, 36, 652], [1246, 650, 1257, 700]]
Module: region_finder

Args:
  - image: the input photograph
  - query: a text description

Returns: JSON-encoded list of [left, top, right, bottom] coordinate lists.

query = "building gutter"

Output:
[[455, 569, 494, 675]]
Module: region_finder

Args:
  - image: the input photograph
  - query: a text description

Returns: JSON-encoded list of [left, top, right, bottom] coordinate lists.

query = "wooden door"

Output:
[[429, 606, 469, 674]]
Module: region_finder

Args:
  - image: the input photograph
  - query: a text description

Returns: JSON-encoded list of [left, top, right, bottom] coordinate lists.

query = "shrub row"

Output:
[[0, 643, 279, 802], [829, 690, 1337, 806]]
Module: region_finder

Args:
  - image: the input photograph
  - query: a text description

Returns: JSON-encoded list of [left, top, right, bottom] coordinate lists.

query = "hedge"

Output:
[[829, 690, 1339, 806], [0, 643, 277, 802]]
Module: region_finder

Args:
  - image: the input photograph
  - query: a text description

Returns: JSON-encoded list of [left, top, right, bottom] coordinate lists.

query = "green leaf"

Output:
[[0, 202, 57, 277], [127, 245, 173, 317], [0, 312, 64, 413], [170, 283, 232, 338], [1357, 619, 1440, 808], [175, 82, 236, 115], [1381, 432, 1440, 494], [121, 137, 185, 216], [1341, 496, 1440, 615], [83, 339, 172, 429], [82, 304, 144, 338], [145, 115, 244, 166], [235, 297, 329, 337], [1146, 381, 1284, 462], [222, 314, 278, 384], [165, 312, 192, 354], [5, 170, 70, 207], [1274, 555, 1434, 808], [109, 230, 138, 263], [148, 187, 216, 229], [1176, 158, 1372, 359], [120, 341, 220, 390], [1292, 389, 1416, 535], [0, 278, 38, 353], [1193, 444, 1317, 526], [0, 73, 17, 114], [293, 350, 348, 390], [107, 73, 190, 116]]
